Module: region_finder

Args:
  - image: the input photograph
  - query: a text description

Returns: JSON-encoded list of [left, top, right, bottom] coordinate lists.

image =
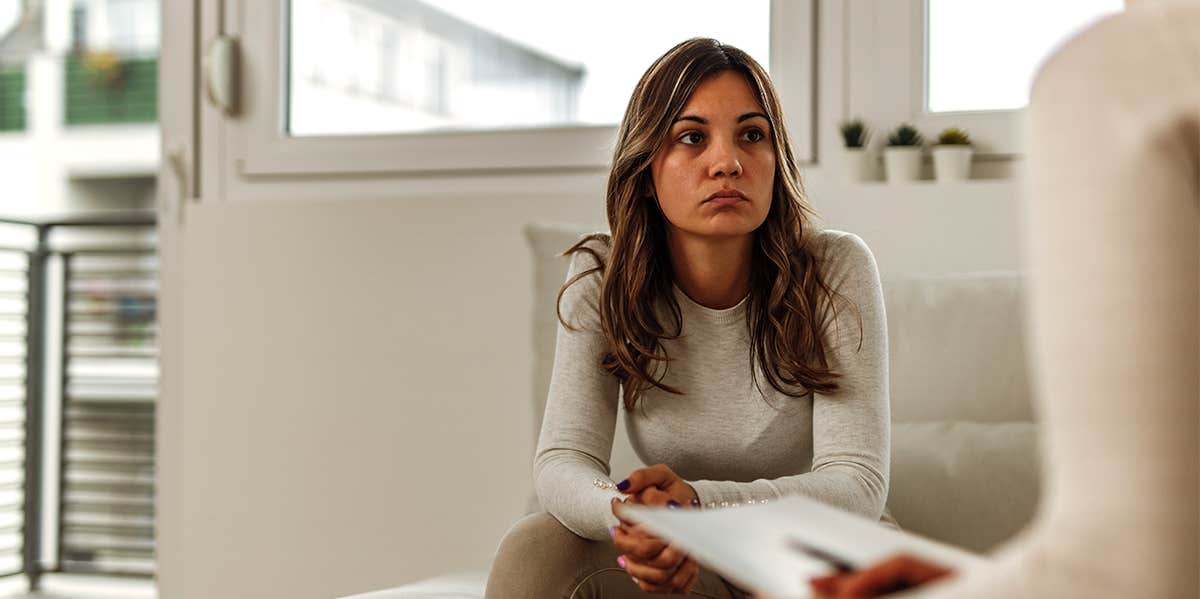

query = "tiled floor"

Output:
[[0, 574, 155, 598]]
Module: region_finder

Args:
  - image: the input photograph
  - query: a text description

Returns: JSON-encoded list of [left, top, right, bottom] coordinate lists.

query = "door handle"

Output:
[[203, 35, 239, 116]]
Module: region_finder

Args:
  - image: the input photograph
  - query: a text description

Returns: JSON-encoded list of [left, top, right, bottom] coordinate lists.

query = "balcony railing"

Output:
[[0, 212, 157, 590]]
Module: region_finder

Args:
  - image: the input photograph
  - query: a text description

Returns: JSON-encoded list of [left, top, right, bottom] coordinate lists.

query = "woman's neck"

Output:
[[666, 231, 754, 310]]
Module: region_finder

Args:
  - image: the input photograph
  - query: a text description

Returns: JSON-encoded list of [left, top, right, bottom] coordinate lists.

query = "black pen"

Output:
[[785, 537, 856, 573]]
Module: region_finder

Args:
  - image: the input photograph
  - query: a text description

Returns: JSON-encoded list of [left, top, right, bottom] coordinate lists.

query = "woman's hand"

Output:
[[616, 464, 700, 508], [806, 555, 954, 598], [610, 497, 699, 594]]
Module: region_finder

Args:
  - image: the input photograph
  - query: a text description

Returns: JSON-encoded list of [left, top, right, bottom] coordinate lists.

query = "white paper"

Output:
[[619, 496, 984, 599]]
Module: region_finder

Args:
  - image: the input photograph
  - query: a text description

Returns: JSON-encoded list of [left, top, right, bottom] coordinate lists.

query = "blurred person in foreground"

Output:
[[763, 4, 1200, 598]]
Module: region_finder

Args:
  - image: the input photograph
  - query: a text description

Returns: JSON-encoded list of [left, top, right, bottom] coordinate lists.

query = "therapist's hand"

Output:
[[611, 497, 699, 594], [806, 554, 954, 598]]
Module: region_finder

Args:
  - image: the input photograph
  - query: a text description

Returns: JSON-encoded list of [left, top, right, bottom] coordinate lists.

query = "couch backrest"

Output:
[[525, 221, 1040, 552], [884, 274, 1033, 423]]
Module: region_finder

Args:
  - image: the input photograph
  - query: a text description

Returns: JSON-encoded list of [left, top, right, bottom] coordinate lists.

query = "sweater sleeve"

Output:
[[688, 232, 890, 520], [532, 241, 625, 541]]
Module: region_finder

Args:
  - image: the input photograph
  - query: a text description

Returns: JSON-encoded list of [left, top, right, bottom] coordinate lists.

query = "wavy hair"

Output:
[[557, 38, 861, 410]]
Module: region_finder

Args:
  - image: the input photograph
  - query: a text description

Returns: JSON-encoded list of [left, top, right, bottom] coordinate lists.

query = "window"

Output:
[[68, 0, 159, 56], [926, 0, 1122, 113], [234, 1, 813, 176], [287, 0, 771, 136], [0, 1, 20, 40], [845, 0, 1123, 156]]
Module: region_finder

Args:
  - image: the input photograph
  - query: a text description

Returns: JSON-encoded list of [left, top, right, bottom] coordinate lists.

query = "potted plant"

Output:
[[884, 123, 924, 183], [932, 127, 973, 182], [838, 118, 874, 181], [82, 50, 127, 90]]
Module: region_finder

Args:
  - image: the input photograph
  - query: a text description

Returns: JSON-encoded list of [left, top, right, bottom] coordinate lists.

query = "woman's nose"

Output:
[[707, 139, 742, 178]]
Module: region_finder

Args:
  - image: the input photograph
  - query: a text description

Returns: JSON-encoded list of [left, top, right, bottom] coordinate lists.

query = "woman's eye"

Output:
[[741, 128, 766, 143], [679, 131, 704, 145]]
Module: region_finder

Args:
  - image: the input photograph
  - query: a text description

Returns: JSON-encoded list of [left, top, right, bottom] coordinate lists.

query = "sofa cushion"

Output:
[[884, 274, 1033, 423], [890, 421, 1040, 552]]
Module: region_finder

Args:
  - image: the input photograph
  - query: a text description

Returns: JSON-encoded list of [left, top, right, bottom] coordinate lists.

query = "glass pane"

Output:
[[71, 0, 160, 56], [0, 1, 20, 39], [927, 0, 1122, 113], [287, 0, 770, 137]]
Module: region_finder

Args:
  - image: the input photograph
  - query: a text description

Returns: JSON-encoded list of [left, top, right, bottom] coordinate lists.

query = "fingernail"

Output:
[[617, 556, 627, 569], [667, 500, 681, 509], [609, 526, 617, 537], [690, 498, 700, 508], [616, 479, 631, 491]]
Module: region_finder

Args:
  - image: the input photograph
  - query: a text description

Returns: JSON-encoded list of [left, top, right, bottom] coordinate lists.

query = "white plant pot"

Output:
[[883, 147, 923, 183], [843, 147, 876, 182], [932, 145, 973, 182]]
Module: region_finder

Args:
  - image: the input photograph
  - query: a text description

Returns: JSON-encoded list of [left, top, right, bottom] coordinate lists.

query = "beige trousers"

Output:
[[484, 512, 750, 599]]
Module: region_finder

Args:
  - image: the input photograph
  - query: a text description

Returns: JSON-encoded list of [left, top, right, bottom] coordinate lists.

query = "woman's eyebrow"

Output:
[[671, 112, 770, 126]]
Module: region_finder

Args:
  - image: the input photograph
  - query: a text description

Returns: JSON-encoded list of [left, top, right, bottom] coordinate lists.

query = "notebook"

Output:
[[618, 495, 984, 598]]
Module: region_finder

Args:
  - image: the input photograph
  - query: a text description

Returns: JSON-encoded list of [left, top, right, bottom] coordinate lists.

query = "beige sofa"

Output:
[[343, 222, 1040, 598]]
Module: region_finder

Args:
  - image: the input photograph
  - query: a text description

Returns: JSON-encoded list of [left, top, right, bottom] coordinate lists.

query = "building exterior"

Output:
[[290, 0, 585, 135], [0, 0, 159, 218]]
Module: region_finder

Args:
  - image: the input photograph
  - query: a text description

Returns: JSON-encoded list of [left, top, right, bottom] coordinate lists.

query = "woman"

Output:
[[486, 38, 893, 598], [790, 5, 1200, 598]]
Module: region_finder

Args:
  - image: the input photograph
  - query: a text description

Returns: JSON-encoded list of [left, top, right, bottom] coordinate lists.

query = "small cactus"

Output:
[[936, 127, 972, 146], [886, 124, 924, 147], [839, 119, 870, 148]]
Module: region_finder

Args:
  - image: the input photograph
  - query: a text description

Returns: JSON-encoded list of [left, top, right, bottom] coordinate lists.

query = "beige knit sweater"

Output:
[[908, 5, 1199, 597], [534, 229, 892, 542]]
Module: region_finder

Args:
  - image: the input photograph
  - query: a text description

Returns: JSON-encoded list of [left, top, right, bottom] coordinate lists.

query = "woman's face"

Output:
[[650, 70, 776, 242]]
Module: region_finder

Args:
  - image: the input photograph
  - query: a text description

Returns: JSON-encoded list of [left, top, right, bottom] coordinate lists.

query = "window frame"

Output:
[[232, 0, 815, 177], [844, 0, 1039, 159]]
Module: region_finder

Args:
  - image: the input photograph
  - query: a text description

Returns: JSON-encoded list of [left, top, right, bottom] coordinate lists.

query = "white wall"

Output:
[[157, 4, 1025, 599], [172, 189, 604, 598], [804, 176, 1023, 278]]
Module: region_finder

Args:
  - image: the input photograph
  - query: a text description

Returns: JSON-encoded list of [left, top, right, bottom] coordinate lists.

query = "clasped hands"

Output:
[[609, 463, 701, 595]]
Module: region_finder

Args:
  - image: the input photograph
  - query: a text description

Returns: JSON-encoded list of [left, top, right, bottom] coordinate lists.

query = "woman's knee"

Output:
[[485, 512, 612, 599]]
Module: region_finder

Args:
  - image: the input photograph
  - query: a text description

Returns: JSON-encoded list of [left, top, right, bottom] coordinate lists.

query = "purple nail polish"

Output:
[[667, 500, 681, 509], [609, 526, 617, 537], [617, 555, 627, 569], [690, 498, 700, 508], [616, 479, 631, 491]]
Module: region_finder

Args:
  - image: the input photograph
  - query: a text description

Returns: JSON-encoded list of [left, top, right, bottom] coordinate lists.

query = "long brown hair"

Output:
[[557, 38, 860, 410]]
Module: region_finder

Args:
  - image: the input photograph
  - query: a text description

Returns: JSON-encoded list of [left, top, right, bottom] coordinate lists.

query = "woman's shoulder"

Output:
[[804, 229, 881, 296], [808, 228, 875, 267], [565, 231, 613, 275]]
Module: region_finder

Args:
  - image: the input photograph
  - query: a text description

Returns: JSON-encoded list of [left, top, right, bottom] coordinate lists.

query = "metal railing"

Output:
[[0, 212, 157, 590]]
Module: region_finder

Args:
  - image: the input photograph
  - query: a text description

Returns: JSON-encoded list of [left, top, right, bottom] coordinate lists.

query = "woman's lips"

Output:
[[707, 196, 746, 207], [705, 190, 748, 207]]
